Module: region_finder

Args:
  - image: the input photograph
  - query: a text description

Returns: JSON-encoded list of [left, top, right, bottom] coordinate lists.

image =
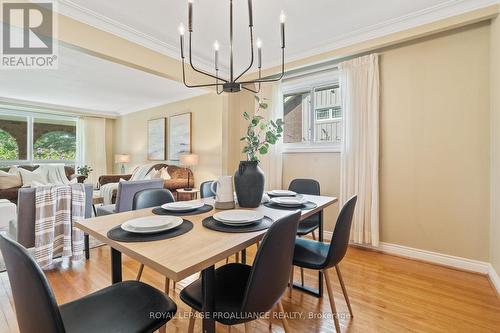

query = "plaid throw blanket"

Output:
[[34, 184, 86, 268]]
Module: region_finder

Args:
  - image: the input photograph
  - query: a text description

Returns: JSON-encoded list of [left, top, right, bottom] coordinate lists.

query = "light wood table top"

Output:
[[75, 195, 337, 282]]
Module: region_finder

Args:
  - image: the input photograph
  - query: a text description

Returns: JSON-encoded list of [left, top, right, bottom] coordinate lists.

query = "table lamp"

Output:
[[179, 153, 198, 191], [115, 154, 130, 174]]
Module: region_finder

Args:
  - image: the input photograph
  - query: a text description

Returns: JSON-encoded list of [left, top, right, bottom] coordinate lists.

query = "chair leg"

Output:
[[188, 309, 196, 333], [335, 265, 353, 318], [172, 281, 176, 292], [323, 269, 341, 333], [136, 264, 145, 281], [235, 252, 240, 263], [84, 234, 90, 260], [289, 265, 294, 298], [312, 231, 316, 240], [300, 268, 305, 286], [164, 277, 170, 294], [277, 300, 290, 333]]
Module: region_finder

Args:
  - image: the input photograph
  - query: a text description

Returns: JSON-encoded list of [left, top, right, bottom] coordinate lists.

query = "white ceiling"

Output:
[[0, 40, 206, 116], [58, 0, 498, 77]]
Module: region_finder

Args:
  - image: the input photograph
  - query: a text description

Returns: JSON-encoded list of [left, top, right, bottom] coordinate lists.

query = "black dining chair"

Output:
[[133, 188, 176, 292], [0, 234, 177, 333], [200, 180, 217, 198], [288, 179, 321, 285], [288, 179, 321, 239], [291, 195, 357, 333], [180, 211, 301, 333]]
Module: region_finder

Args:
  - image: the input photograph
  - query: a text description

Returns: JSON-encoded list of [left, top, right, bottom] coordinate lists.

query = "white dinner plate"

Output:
[[161, 200, 204, 212], [270, 197, 307, 207], [121, 216, 183, 234], [213, 210, 264, 224], [268, 190, 297, 197], [218, 220, 260, 227]]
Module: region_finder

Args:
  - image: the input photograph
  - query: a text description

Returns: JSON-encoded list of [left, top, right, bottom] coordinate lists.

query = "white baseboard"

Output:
[[323, 230, 500, 294], [488, 264, 500, 296]]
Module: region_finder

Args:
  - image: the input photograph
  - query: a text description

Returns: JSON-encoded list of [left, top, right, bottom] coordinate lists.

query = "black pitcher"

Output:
[[234, 161, 265, 208]]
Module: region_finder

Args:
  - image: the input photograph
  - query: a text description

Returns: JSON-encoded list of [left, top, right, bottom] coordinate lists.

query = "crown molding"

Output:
[[56, 0, 499, 73]]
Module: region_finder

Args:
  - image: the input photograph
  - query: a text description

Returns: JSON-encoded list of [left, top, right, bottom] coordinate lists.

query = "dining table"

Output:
[[75, 194, 337, 333]]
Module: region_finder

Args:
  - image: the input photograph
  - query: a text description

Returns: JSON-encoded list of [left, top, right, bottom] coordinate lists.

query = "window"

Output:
[[282, 72, 342, 152], [0, 110, 80, 166], [0, 114, 27, 160], [33, 118, 77, 161]]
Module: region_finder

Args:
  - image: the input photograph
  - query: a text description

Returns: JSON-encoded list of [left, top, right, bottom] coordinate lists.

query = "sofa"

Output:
[[0, 165, 85, 204], [98, 163, 194, 202]]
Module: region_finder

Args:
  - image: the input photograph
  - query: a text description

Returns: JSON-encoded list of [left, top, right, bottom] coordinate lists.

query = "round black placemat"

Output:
[[263, 201, 318, 211], [107, 220, 193, 242], [202, 216, 273, 233], [152, 204, 213, 216]]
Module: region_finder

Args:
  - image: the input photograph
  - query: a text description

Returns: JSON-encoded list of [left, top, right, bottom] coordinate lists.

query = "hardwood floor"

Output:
[[1, 245, 500, 333]]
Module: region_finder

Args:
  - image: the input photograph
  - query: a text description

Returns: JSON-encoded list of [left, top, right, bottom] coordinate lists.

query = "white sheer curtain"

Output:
[[339, 54, 380, 246], [259, 82, 283, 190], [81, 117, 108, 188]]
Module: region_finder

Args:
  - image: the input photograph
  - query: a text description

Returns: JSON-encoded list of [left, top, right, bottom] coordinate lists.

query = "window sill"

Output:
[[282, 144, 342, 154]]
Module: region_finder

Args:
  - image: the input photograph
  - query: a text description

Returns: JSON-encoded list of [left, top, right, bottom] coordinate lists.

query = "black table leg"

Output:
[[84, 233, 90, 260], [318, 210, 324, 297], [201, 265, 216, 333], [292, 210, 324, 298], [111, 248, 122, 284], [92, 204, 97, 217], [241, 248, 247, 264]]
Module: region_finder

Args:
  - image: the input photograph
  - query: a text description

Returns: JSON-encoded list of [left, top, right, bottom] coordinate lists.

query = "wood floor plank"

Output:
[[1, 246, 500, 332]]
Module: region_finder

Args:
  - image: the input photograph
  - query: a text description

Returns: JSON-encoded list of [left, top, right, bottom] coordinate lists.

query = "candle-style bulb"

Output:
[[280, 10, 286, 23], [178, 23, 185, 35], [188, 0, 194, 32], [280, 11, 286, 49], [257, 38, 262, 68], [248, 0, 253, 27], [214, 40, 219, 70]]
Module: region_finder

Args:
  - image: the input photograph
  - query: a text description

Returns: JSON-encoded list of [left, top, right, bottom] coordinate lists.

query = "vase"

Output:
[[234, 161, 265, 208]]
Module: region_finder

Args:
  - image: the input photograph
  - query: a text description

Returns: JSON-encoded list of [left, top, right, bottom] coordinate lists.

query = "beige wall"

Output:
[[113, 93, 225, 187], [379, 23, 491, 261], [282, 153, 341, 231], [490, 16, 500, 273], [281, 23, 491, 261]]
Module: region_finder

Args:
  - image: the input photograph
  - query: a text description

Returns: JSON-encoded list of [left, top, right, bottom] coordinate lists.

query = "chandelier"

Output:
[[178, 0, 286, 94]]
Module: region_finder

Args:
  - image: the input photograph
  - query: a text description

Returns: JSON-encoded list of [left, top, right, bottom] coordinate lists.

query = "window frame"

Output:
[[281, 72, 342, 153], [0, 108, 81, 165]]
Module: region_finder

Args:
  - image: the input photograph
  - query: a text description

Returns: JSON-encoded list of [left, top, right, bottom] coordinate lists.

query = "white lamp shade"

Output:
[[114, 154, 130, 163], [180, 154, 199, 166]]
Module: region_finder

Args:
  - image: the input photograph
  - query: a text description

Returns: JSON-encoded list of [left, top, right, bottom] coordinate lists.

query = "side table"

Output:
[[176, 188, 200, 201]]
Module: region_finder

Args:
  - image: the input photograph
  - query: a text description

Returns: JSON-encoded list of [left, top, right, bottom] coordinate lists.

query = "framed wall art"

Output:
[[168, 113, 191, 161], [147, 118, 167, 160]]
